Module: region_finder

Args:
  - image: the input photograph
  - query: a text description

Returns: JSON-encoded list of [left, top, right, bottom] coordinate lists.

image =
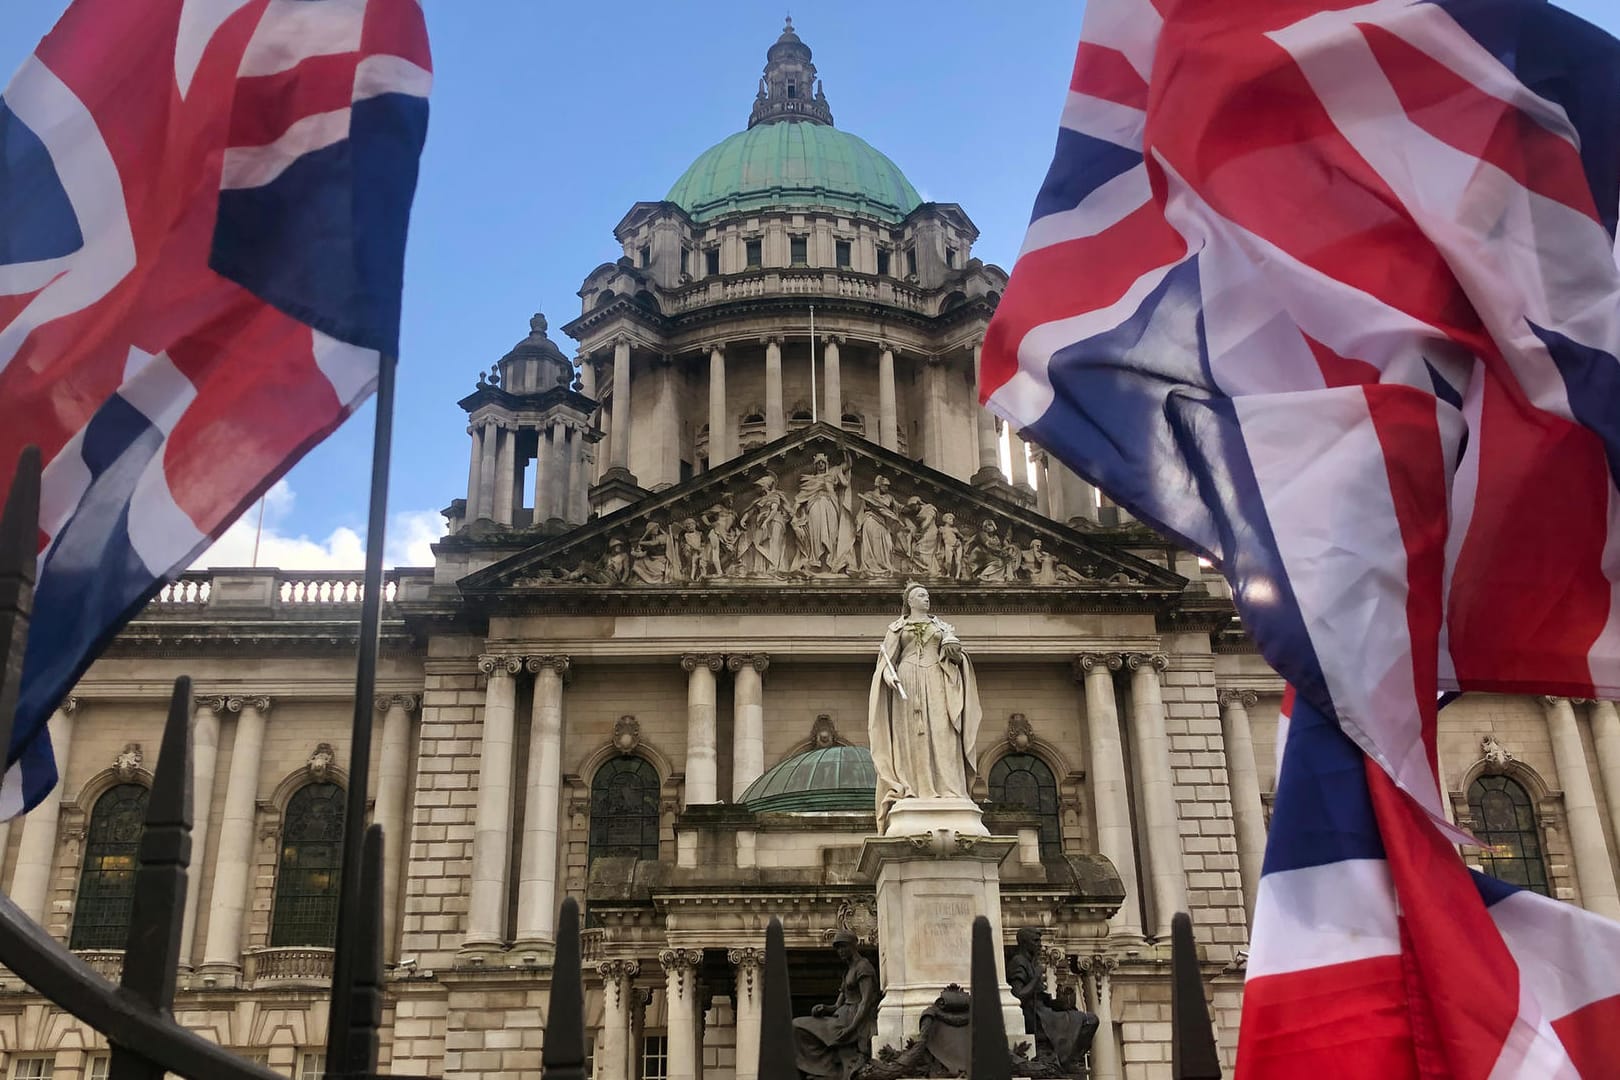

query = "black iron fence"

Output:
[[0, 447, 1222, 1078]]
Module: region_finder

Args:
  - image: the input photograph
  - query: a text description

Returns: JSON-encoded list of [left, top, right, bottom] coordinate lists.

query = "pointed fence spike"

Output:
[[542, 896, 587, 1080], [758, 917, 797, 1080], [1171, 911, 1223, 1080], [969, 915, 1012, 1080], [0, 445, 42, 764]]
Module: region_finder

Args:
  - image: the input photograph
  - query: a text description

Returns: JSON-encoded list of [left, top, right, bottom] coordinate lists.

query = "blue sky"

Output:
[[4, 1, 1618, 567]]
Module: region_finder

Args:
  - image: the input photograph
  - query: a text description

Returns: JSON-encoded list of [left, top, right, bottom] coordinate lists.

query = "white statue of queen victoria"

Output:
[[868, 582, 984, 832]]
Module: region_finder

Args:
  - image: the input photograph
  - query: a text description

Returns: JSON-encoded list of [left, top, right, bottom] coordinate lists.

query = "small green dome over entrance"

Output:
[[740, 744, 877, 813], [666, 124, 923, 224]]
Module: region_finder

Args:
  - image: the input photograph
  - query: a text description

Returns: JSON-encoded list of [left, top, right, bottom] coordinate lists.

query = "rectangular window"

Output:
[[86, 1059, 108, 1080], [10, 1060, 52, 1080], [705, 248, 720, 276], [790, 236, 808, 265], [298, 1052, 326, 1080], [835, 240, 851, 268], [681, 245, 692, 274], [641, 1035, 669, 1080], [946, 246, 958, 268], [876, 249, 890, 276], [638, 245, 651, 268], [745, 239, 762, 269], [904, 246, 916, 276]]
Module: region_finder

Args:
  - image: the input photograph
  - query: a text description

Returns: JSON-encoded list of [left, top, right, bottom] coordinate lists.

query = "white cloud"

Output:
[[191, 480, 446, 570]]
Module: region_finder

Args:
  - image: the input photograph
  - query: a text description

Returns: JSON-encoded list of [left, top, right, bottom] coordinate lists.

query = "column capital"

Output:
[[876, 340, 895, 355], [1072, 653, 1123, 680], [1076, 953, 1118, 977], [1219, 689, 1259, 709], [526, 654, 573, 678], [820, 333, 845, 347], [225, 695, 272, 715], [659, 947, 703, 999], [1123, 652, 1169, 674], [728, 945, 765, 1000], [758, 334, 783, 348], [727, 653, 770, 675], [193, 695, 227, 715], [706, 341, 725, 356], [681, 653, 725, 673], [374, 693, 420, 714], [478, 654, 524, 677], [598, 958, 640, 1009], [612, 334, 632, 350], [1542, 694, 1571, 709]]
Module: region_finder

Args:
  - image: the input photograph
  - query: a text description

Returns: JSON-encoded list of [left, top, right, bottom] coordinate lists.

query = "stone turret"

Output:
[[748, 17, 833, 128], [454, 313, 598, 534]]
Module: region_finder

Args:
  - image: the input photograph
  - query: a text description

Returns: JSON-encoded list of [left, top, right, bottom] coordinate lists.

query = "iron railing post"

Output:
[[541, 897, 586, 1080], [109, 677, 194, 1080], [758, 918, 796, 1080], [969, 916, 1012, 1080], [1171, 911, 1223, 1079], [326, 353, 399, 1078]]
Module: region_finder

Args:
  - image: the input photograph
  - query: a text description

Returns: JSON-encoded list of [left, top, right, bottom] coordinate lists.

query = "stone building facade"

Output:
[[3, 19, 1620, 1080]]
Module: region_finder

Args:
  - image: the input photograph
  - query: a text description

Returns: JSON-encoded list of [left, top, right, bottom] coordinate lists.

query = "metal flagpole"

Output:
[[324, 352, 398, 1078], [250, 496, 267, 568], [809, 303, 818, 423]]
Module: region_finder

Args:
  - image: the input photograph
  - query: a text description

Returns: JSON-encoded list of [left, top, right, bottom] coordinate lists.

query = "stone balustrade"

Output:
[[151, 568, 432, 610], [74, 949, 124, 982], [662, 269, 929, 314], [242, 946, 335, 987]]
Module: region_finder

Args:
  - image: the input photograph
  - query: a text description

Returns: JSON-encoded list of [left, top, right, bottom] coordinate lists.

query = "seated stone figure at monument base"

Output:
[[794, 930, 880, 1080], [1007, 928, 1099, 1074]]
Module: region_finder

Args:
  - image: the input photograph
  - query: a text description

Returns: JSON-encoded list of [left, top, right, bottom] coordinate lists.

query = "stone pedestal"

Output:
[[860, 799, 1023, 1053]]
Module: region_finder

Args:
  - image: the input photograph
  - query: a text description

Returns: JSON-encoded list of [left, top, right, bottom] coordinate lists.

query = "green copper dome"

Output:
[[740, 744, 877, 814], [666, 124, 923, 224]]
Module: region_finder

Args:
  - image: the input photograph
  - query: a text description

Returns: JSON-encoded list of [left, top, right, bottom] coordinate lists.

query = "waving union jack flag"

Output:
[[980, 0, 1620, 1074], [0, 0, 431, 816]]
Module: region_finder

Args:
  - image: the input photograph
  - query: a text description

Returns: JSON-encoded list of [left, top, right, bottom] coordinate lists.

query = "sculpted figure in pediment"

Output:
[[792, 452, 857, 573], [938, 512, 964, 578], [631, 520, 676, 584], [701, 495, 740, 577], [854, 474, 904, 575], [904, 497, 942, 576], [738, 471, 794, 576]]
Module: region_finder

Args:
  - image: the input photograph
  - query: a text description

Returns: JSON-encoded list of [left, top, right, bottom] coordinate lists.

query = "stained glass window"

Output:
[[71, 783, 148, 950], [271, 782, 345, 947], [589, 756, 661, 864], [1468, 774, 1550, 896], [989, 753, 1063, 858]]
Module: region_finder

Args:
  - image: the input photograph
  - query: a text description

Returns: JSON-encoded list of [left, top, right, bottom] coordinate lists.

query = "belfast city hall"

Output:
[[4, 19, 1620, 1080]]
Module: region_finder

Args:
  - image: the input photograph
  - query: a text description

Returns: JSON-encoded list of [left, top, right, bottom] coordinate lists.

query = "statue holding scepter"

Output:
[[867, 582, 983, 832]]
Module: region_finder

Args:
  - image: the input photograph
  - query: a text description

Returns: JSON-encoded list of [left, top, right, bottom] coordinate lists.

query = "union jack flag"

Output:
[[980, 0, 1620, 1074], [0, 0, 431, 816]]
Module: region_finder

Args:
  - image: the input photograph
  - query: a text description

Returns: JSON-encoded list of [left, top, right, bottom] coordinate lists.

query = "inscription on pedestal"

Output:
[[912, 895, 974, 982]]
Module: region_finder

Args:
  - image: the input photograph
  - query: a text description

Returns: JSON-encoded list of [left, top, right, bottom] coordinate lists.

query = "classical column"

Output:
[[516, 655, 570, 952], [822, 336, 842, 422], [374, 693, 416, 964], [179, 696, 224, 967], [1127, 653, 1188, 938], [531, 422, 551, 524], [764, 336, 784, 440], [878, 344, 898, 450], [11, 698, 78, 923], [597, 959, 640, 1080], [1007, 429, 1031, 490], [567, 425, 589, 524], [465, 655, 523, 950], [729, 654, 769, 800], [200, 695, 271, 983], [578, 355, 596, 399], [660, 948, 704, 1080], [465, 425, 484, 522], [1074, 656, 1143, 939], [1220, 689, 1267, 926], [476, 418, 498, 521], [1544, 696, 1620, 919], [1589, 700, 1620, 847], [1079, 955, 1120, 1080], [683, 655, 723, 806], [491, 423, 516, 525], [1033, 452, 1053, 517], [729, 946, 765, 1080], [973, 342, 999, 476], [611, 338, 632, 471], [708, 344, 729, 465], [548, 422, 570, 522]]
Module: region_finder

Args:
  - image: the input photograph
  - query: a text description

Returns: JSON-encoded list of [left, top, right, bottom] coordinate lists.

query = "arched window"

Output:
[[589, 757, 661, 864], [71, 783, 148, 949], [271, 782, 346, 947], [988, 753, 1062, 858], [1468, 774, 1550, 895]]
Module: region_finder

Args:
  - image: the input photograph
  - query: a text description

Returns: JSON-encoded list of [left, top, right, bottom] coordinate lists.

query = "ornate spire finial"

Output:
[[749, 16, 833, 129]]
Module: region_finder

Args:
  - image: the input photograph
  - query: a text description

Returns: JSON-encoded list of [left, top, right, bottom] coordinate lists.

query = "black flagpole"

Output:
[[324, 352, 398, 1078]]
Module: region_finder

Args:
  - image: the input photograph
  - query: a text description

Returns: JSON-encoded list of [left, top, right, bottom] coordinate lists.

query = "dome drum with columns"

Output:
[[8, 20, 1620, 1080]]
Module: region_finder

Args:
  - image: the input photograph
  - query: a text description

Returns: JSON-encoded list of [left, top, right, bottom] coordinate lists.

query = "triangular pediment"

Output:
[[460, 424, 1184, 605]]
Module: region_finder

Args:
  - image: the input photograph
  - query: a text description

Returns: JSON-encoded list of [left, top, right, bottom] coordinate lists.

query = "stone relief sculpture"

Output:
[[528, 451, 1132, 588], [868, 583, 983, 832]]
